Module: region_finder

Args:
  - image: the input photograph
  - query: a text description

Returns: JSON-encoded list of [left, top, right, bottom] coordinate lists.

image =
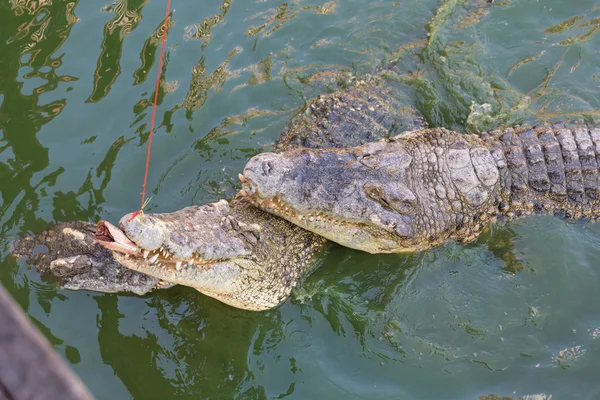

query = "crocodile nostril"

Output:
[[262, 161, 273, 176]]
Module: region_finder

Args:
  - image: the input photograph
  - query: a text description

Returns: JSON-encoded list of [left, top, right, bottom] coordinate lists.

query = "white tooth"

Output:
[[176, 261, 182, 271], [149, 253, 159, 263], [238, 173, 246, 183], [143, 250, 150, 258]]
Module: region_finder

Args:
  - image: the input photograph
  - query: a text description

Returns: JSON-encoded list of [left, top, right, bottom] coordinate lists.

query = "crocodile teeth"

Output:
[[149, 253, 159, 263], [176, 261, 182, 271], [143, 249, 150, 258], [238, 173, 246, 183]]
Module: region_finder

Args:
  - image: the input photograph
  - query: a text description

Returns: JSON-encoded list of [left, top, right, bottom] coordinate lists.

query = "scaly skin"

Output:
[[241, 123, 600, 253], [277, 69, 426, 150], [100, 197, 326, 311]]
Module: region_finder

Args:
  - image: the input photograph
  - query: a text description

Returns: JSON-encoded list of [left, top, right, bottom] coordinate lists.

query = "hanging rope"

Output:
[[135, 0, 172, 218]]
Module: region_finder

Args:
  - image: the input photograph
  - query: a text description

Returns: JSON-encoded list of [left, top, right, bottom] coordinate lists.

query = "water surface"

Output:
[[1, 0, 600, 398]]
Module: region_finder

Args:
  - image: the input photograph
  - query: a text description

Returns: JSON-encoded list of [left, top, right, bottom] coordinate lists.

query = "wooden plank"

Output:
[[0, 284, 94, 400]]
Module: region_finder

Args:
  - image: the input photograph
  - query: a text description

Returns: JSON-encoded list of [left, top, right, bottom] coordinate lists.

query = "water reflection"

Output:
[[0, 0, 78, 235], [183, 0, 230, 48], [95, 289, 286, 398], [179, 48, 241, 117], [88, 0, 150, 102], [133, 11, 174, 86], [245, 4, 298, 38]]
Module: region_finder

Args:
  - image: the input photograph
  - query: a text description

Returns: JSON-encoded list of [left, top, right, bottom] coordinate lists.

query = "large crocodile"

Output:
[[241, 123, 600, 253]]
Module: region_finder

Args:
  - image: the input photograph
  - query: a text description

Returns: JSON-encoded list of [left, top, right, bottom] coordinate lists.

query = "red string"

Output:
[[140, 0, 172, 210]]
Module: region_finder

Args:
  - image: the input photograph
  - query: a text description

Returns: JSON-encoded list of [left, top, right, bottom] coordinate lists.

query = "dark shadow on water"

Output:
[[94, 288, 286, 399]]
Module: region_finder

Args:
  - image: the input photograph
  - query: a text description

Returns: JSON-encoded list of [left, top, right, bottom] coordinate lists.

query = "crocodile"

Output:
[[241, 123, 600, 253], [14, 69, 425, 310]]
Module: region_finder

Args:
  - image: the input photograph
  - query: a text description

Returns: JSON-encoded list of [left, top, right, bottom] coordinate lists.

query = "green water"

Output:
[[1, 0, 600, 398]]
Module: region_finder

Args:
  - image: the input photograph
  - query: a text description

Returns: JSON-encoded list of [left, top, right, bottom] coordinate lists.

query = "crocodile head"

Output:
[[95, 198, 325, 310], [241, 128, 501, 253]]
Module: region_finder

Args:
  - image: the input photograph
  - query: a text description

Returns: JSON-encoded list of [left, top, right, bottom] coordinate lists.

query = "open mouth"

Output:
[[95, 220, 181, 269], [95, 220, 226, 271], [95, 220, 139, 255]]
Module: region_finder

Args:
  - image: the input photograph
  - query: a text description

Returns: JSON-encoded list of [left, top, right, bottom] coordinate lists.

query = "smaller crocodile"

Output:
[[241, 123, 600, 253]]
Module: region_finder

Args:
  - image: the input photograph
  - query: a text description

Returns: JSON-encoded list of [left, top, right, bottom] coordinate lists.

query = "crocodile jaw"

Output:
[[239, 186, 407, 253], [95, 220, 139, 255], [94, 213, 292, 311]]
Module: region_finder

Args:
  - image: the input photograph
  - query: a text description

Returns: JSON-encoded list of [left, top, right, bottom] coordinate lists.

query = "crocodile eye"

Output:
[[261, 161, 273, 176], [364, 184, 384, 202], [363, 182, 417, 215]]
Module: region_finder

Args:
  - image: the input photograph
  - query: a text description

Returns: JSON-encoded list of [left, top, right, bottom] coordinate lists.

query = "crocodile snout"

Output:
[[242, 152, 288, 199]]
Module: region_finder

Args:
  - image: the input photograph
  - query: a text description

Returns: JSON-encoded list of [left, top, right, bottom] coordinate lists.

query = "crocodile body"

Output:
[[105, 197, 327, 310], [102, 122, 600, 310], [242, 124, 600, 253]]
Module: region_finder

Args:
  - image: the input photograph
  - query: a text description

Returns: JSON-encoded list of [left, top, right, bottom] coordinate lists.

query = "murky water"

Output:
[[1, 0, 600, 398]]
